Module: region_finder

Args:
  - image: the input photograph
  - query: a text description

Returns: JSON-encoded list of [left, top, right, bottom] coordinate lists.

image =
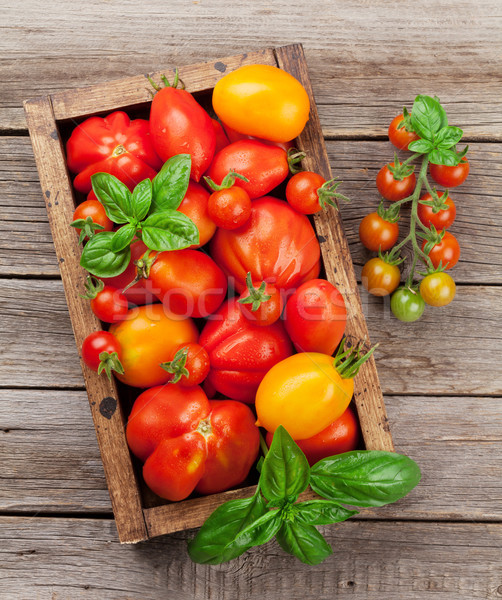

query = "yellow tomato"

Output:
[[212, 64, 310, 143], [109, 304, 198, 388], [255, 352, 353, 440], [419, 272, 456, 307]]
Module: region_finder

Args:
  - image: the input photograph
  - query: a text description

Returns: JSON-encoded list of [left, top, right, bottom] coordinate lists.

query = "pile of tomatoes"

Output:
[[68, 64, 367, 503], [359, 101, 468, 322]]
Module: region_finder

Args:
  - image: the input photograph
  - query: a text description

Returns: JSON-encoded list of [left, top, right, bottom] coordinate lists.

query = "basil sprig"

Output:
[[79, 154, 199, 278], [188, 426, 421, 566], [407, 95, 468, 166]]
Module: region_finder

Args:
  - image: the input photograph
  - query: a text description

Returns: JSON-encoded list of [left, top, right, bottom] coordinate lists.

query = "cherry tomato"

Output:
[[207, 140, 290, 199], [150, 87, 216, 182], [90, 286, 128, 323], [177, 181, 217, 248], [73, 199, 114, 239], [388, 114, 420, 150], [81, 331, 122, 372], [430, 157, 469, 188], [147, 249, 227, 318], [359, 212, 399, 251], [109, 304, 198, 388], [210, 196, 321, 293], [417, 192, 456, 230], [376, 162, 416, 202], [284, 279, 347, 355], [266, 406, 359, 466], [212, 64, 310, 143], [419, 272, 456, 307], [422, 231, 460, 270], [162, 342, 210, 387], [237, 275, 283, 326], [208, 186, 252, 230], [285, 172, 326, 214], [390, 288, 425, 322], [361, 258, 400, 296]]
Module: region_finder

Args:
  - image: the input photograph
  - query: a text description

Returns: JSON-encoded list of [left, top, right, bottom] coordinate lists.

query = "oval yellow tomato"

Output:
[[255, 352, 353, 440], [212, 64, 310, 143], [109, 304, 198, 388]]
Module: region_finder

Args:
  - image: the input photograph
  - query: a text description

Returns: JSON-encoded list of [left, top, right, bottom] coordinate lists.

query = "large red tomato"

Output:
[[210, 196, 321, 293], [199, 298, 293, 403]]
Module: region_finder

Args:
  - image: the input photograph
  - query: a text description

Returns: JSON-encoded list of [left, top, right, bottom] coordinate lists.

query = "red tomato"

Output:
[[150, 87, 216, 182], [81, 331, 122, 372], [266, 406, 359, 466], [422, 231, 460, 270], [127, 385, 259, 501], [162, 342, 210, 387], [210, 196, 321, 293], [90, 286, 129, 323], [417, 192, 456, 230], [284, 279, 347, 355], [72, 199, 114, 239], [359, 212, 399, 252], [285, 171, 326, 214], [208, 186, 252, 230], [101, 240, 156, 306], [207, 140, 290, 199], [376, 162, 416, 202], [388, 114, 420, 150], [211, 119, 231, 154], [200, 298, 293, 403], [66, 111, 161, 194], [177, 181, 217, 247], [148, 249, 227, 318], [430, 157, 469, 188], [222, 124, 295, 152], [237, 275, 284, 326]]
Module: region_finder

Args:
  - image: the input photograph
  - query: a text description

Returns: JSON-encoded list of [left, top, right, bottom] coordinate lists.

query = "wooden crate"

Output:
[[24, 44, 393, 544]]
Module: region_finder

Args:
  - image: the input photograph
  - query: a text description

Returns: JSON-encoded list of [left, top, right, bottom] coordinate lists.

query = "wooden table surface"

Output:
[[2, 1, 501, 598]]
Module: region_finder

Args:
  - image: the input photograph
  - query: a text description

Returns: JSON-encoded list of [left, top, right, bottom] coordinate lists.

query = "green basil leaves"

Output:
[[188, 426, 421, 566], [77, 154, 199, 278]]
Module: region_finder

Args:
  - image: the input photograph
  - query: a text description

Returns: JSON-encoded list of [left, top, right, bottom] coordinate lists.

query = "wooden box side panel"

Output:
[[274, 44, 394, 452], [23, 97, 148, 543]]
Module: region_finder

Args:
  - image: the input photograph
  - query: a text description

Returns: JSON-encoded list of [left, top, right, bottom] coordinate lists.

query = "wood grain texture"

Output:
[[3, 137, 500, 282], [2, 391, 501, 522], [24, 98, 147, 542], [0, 517, 501, 599], [3, 1, 502, 139]]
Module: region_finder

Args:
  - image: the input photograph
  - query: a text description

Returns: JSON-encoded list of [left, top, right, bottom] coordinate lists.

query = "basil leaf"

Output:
[[80, 231, 131, 278], [407, 139, 434, 154], [91, 173, 133, 224], [428, 146, 468, 167], [141, 211, 199, 251], [187, 493, 268, 565], [276, 522, 332, 565], [110, 224, 137, 253], [410, 95, 446, 141], [435, 126, 463, 150], [310, 450, 421, 508], [232, 509, 283, 548], [261, 426, 310, 504], [294, 500, 358, 526], [131, 178, 152, 221], [151, 154, 191, 214]]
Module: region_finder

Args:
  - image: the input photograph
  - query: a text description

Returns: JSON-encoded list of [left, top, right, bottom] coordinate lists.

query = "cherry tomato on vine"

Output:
[[359, 212, 399, 252], [161, 343, 211, 387], [419, 272, 456, 307], [388, 114, 420, 150], [208, 186, 251, 230], [361, 257, 400, 297], [429, 157, 469, 188], [81, 331, 124, 379], [422, 231, 460, 270], [237, 273, 283, 326], [90, 286, 129, 323], [417, 192, 456, 230], [390, 288, 425, 322], [376, 162, 416, 202]]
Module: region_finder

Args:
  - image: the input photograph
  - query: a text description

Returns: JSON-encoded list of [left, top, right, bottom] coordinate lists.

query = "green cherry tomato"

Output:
[[390, 287, 425, 322]]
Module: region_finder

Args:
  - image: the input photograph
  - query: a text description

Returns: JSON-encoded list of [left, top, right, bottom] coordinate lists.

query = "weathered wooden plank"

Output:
[[1, 279, 500, 395], [2, 137, 500, 282], [4, 1, 502, 136], [2, 390, 501, 521], [0, 517, 501, 599]]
